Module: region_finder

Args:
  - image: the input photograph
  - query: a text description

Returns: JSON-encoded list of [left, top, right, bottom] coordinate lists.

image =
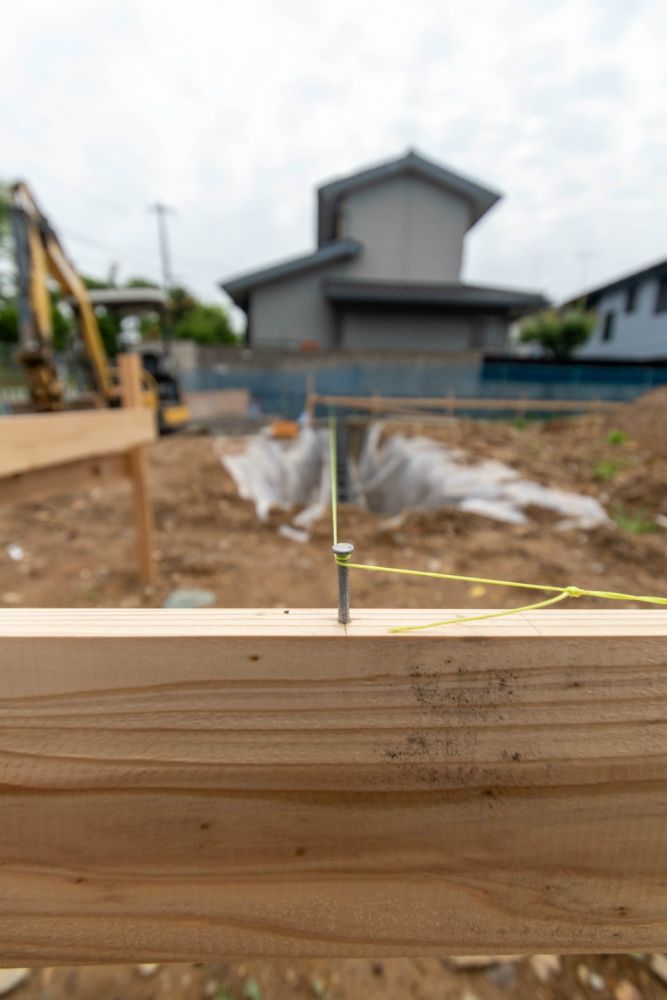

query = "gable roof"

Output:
[[565, 256, 667, 307], [317, 149, 501, 246], [222, 238, 361, 308]]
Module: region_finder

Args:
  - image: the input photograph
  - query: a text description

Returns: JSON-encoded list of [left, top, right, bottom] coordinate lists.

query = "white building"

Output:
[[571, 259, 667, 359]]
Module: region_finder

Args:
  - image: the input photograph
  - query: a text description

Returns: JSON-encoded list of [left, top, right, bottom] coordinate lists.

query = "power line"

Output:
[[61, 222, 224, 293], [61, 228, 163, 276]]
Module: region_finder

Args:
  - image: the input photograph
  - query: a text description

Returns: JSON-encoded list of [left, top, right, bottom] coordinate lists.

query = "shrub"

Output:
[[520, 308, 596, 359]]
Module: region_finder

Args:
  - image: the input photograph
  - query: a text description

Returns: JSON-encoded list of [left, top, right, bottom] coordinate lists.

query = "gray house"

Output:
[[222, 151, 546, 353], [568, 258, 667, 359]]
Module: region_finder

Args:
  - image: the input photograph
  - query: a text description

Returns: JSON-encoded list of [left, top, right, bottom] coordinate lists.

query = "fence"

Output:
[[180, 353, 667, 419]]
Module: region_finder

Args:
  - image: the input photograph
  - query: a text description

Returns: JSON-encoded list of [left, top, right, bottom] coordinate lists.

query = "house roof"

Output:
[[222, 238, 361, 308], [81, 287, 166, 310], [317, 149, 501, 246], [565, 257, 667, 307], [324, 277, 547, 315]]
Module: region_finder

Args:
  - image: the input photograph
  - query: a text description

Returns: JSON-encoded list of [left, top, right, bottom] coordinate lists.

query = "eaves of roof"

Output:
[[221, 239, 361, 308], [324, 277, 547, 314]]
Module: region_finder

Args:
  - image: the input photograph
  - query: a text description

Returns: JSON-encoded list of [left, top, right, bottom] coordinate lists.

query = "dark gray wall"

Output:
[[250, 268, 343, 350], [339, 312, 508, 352]]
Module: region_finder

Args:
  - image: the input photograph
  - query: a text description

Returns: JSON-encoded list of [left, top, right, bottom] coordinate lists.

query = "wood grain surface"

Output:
[[0, 407, 155, 478], [0, 608, 666, 961]]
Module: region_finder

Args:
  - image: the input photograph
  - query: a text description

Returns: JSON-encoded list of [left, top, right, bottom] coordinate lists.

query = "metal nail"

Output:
[[332, 542, 354, 624]]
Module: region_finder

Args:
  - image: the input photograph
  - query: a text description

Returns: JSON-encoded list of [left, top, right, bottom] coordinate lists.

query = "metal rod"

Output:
[[332, 542, 354, 624]]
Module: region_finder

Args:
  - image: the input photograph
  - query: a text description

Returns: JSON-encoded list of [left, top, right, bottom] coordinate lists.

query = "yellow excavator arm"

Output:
[[10, 181, 190, 432], [11, 181, 113, 409]]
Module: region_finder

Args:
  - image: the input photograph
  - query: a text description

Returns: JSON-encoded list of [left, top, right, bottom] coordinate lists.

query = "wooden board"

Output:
[[310, 393, 614, 414], [0, 607, 666, 962], [0, 407, 155, 478]]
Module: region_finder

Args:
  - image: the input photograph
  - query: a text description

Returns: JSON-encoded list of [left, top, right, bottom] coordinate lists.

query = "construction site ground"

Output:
[[1, 390, 667, 999]]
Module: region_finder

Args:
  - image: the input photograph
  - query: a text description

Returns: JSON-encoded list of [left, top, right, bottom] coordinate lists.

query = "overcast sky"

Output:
[[2, 0, 666, 310]]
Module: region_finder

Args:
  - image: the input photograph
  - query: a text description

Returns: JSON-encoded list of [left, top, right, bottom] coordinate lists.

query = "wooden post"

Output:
[[118, 353, 155, 586], [304, 372, 315, 422], [0, 607, 666, 962]]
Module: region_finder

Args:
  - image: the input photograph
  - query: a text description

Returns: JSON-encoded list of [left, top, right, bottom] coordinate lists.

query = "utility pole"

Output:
[[148, 202, 175, 350], [149, 202, 175, 291]]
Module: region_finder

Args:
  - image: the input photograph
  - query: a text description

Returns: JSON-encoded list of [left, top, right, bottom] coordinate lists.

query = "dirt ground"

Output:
[[2, 390, 666, 614], [1, 390, 667, 999]]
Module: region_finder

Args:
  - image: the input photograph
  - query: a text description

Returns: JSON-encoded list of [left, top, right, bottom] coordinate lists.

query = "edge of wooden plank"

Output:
[[0, 608, 666, 637]]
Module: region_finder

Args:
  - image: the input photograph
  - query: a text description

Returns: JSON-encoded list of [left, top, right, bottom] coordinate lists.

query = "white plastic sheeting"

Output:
[[220, 423, 608, 534], [220, 428, 329, 523], [360, 424, 609, 529]]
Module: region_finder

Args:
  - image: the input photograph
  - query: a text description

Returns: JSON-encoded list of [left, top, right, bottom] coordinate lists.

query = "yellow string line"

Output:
[[327, 419, 667, 632], [390, 590, 571, 633], [340, 561, 566, 593], [336, 560, 667, 607]]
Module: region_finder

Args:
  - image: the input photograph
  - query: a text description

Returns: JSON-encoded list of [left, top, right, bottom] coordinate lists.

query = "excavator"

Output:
[[9, 180, 190, 431]]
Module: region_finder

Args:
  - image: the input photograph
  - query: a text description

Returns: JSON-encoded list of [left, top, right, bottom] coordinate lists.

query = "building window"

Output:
[[625, 284, 638, 312], [602, 313, 615, 342], [655, 277, 667, 313]]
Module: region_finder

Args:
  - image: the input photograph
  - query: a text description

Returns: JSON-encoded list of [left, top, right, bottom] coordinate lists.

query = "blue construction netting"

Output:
[[180, 356, 667, 420]]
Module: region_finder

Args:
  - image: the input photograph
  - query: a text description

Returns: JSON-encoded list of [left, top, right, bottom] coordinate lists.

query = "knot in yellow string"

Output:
[[565, 585, 583, 598]]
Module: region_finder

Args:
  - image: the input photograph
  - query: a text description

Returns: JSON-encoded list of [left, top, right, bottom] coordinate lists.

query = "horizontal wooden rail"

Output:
[[0, 407, 155, 478], [0, 608, 666, 961], [309, 392, 615, 415]]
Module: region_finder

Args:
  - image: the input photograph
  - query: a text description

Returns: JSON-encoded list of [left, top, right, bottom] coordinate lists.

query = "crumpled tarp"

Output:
[[359, 424, 608, 529], [220, 423, 608, 534], [220, 428, 329, 523]]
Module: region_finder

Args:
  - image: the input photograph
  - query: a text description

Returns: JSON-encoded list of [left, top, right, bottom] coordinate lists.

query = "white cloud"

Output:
[[1, 0, 666, 304]]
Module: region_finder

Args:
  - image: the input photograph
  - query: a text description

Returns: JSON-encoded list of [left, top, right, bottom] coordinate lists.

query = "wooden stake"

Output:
[[305, 372, 315, 421], [118, 353, 156, 586], [0, 607, 666, 962]]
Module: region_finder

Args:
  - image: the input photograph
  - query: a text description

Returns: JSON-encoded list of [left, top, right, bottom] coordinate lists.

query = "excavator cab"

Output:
[[80, 286, 190, 433]]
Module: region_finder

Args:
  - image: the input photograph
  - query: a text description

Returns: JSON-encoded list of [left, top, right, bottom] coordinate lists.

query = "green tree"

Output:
[[168, 284, 198, 324], [519, 307, 595, 360], [79, 275, 120, 355], [0, 299, 18, 344], [0, 297, 72, 348], [125, 276, 160, 289], [50, 295, 74, 351], [172, 301, 237, 345], [82, 275, 112, 291]]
